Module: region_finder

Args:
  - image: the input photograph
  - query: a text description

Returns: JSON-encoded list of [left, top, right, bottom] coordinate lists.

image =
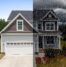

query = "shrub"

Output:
[[45, 49, 61, 58], [62, 46, 66, 56], [35, 52, 39, 55]]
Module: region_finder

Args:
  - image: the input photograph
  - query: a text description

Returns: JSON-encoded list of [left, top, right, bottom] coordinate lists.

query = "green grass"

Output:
[[61, 40, 66, 48], [0, 53, 5, 59]]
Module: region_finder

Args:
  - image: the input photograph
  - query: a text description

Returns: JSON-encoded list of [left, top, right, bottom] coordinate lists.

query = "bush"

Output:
[[35, 52, 39, 55], [45, 49, 61, 58], [62, 46, 66, 56]]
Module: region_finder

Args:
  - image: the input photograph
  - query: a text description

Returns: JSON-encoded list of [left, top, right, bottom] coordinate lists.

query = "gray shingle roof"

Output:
[[8, 10, 33, 24], [7, 9, 58, 24], [33, 9, 58, 21]]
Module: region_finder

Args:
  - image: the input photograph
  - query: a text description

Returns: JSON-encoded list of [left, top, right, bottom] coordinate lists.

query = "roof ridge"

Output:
[[12, 10, 33, 12], [7, 10, 33, 22]]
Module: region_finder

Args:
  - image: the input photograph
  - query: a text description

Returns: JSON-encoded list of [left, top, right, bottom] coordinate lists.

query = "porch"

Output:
[[34, 35, 61, 53]]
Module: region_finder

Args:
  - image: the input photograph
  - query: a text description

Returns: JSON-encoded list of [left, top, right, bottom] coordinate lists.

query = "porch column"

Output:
[[43, 36, 44, 49], [37, 36, 39, 52], [58, 35, 61, 49], [36, 35, 39, 52], [59, 35, 61, 49]]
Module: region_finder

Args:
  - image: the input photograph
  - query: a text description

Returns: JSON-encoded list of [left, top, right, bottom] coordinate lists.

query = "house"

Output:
[[0, 9, 61, 55], [0, 11, 34, 55], [33, 9, 61, 53]]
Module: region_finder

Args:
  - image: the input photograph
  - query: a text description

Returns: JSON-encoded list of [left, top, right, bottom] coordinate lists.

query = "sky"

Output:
[[1, 0, 66, 21], [0, 0, 33, 20]]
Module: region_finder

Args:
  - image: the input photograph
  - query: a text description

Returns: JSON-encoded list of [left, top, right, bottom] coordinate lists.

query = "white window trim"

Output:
[[45, 22, 55, 31], [16, 20, 24, 31]]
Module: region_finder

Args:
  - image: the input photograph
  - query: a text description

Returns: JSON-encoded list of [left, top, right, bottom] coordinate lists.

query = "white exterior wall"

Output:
[[1, 33, 33, 52]]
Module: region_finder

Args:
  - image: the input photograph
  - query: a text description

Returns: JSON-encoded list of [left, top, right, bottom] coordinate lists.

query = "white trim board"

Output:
[[16, 20, 24, 31], [1, 33, 33, 36], [0, 13, 33, 33], [5, 41, 33, 43]]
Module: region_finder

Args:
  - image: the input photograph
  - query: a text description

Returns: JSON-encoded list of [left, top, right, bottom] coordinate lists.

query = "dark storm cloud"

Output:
[[33, 0, 66, 22], [34, 0, 66, 9]]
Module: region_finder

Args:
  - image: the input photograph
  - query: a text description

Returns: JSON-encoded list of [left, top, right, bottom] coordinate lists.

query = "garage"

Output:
[[5, 41, 33, 55]]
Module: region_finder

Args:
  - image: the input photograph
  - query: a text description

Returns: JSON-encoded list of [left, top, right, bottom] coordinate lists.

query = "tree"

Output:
[[0, 19, 8, 31]]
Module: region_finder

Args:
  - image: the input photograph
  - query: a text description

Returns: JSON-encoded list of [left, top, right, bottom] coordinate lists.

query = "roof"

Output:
[[1, 9, 59, 33], [8, 9, 58, 22], [8, 10, 33, 24], [33, 9, 58, 21]]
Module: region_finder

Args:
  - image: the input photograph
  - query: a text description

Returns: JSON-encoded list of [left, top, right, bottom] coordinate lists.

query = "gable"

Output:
[[1, 13, 34, 33], [4, 16, 33, 33], [42, 10, 59, 21]]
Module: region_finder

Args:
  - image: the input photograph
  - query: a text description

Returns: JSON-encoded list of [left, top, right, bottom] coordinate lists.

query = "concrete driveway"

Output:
[[0, 55, 33, 67]]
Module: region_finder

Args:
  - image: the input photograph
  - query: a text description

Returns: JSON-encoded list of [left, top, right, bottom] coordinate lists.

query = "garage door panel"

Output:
[[3, 35, 33, 42], [5, 42, 33, 55]]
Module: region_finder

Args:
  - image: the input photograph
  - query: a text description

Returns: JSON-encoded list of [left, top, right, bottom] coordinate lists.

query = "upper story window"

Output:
[[16, 20, 23, 31], [45, 22, 55, 31]]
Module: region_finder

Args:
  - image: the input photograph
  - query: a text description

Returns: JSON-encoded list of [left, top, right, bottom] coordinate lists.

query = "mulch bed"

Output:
[[35, 57, 49, 64], [35, 55, 65, 64]]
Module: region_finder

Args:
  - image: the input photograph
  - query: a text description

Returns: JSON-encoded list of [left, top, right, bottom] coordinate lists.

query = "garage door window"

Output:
[[6, 42, 33, 46]]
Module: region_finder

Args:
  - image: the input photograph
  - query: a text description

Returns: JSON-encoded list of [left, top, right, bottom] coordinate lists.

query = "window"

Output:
[[45, 22, 55, 31], [17, 20, 23, 31], [38, 23, 42, 30], [46, 36, 55, 44]]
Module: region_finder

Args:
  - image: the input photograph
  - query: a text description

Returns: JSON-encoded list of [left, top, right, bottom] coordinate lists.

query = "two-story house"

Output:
[[0, 9, 61, 55], [33, 9, 61, 53]]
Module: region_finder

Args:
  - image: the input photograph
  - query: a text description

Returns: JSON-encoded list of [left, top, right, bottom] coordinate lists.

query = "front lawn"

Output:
[[37, 55, 66, 67], [0, 53, 5, 59], [37, 40, 66, 67]]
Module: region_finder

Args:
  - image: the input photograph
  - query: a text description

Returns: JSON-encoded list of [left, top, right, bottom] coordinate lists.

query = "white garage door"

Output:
[[5, 42, 33, 56]]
